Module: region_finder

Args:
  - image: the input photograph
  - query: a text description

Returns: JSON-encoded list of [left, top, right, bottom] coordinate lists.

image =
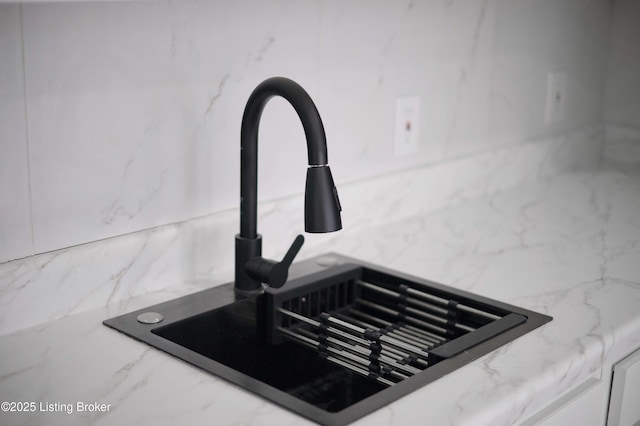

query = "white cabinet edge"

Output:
[[519, 375, 607, 426], [607, 348, 640, 426]]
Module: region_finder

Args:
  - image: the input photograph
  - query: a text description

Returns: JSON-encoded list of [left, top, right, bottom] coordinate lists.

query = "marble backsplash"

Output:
[[5, 0, 637, 337], [0, 125, 603, 336], [1, 0, 613, 263]]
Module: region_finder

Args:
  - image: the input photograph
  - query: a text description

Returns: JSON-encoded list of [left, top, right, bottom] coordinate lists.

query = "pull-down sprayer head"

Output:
[[305, 165, 342, 233]]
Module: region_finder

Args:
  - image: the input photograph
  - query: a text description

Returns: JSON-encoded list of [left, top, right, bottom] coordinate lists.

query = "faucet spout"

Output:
[[235, 77, 342, 292]]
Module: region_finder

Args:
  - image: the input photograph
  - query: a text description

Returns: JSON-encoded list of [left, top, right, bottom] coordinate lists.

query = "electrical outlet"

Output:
[[394, 96, 420, 157], [544, 72, 566, 124]]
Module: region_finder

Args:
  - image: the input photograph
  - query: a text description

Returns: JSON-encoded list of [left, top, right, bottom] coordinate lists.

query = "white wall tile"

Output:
[[603, 0, 640, 129], [0, 5, 32, 262], [22, 1, 320, 254], [0, 0, 615, 263], [317, 1, 498, 177], [490, 0, 611, 144]]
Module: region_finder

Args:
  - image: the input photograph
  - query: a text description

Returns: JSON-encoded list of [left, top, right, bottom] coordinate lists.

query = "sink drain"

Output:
[[137, 312, 164, 324]]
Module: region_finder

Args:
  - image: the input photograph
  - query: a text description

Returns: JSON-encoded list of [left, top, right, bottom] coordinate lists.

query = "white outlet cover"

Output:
[[545, 72, 567, 124], [394, 96, 420, 157]]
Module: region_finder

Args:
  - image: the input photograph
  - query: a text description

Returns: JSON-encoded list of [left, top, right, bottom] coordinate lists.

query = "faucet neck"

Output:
[[236, 77, 335, 292], [239, 77, 328, 239]]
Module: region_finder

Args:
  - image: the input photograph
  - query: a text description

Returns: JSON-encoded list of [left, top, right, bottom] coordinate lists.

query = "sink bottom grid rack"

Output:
[[266, 262, 533, 387]]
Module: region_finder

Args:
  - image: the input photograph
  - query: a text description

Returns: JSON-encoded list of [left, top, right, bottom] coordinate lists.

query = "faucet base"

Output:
[[234, 233, 262, 292]]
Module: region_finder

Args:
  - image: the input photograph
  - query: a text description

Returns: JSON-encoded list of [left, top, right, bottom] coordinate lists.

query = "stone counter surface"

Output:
[[1, 167, 639, 426]]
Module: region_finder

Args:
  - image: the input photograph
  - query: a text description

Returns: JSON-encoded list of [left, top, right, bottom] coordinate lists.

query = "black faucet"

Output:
[[235, 77, 342, 293]]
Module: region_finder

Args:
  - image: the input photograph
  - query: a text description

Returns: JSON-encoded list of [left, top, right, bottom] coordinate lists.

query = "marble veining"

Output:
[[0, 164, 639, 425]]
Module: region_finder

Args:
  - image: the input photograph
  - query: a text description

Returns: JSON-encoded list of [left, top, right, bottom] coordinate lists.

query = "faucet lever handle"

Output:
[[245, 235, 305, 289], [281, 234, 305, 269]]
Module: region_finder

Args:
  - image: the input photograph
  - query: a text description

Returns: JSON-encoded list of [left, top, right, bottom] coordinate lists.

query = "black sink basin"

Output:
[[104, 254, 551, 425], [153, 300, 385, 413]]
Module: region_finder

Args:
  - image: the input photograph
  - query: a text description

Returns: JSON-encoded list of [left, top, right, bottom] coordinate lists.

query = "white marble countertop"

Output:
[[1, 167, 639, 426]]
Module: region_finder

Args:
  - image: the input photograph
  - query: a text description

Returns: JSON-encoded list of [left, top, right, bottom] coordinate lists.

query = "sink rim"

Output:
[[103, 253, 552, 426]]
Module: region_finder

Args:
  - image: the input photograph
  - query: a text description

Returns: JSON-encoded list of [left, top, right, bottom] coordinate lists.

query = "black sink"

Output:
[[104, 254, 551, 425]]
